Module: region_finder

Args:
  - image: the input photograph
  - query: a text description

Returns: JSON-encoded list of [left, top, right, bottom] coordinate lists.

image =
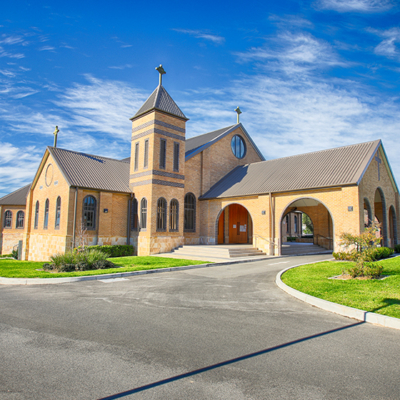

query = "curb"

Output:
[[276, 261, 400, 331], [0, 256, 276, 286]]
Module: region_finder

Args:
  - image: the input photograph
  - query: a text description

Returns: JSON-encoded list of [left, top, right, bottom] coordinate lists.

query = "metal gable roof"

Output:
[[132, 85, 188, 120], [200, 139, 382, 199], [185, 123, 265, 161], [48, 147, 131, 193], [0, 184, 30, 206]]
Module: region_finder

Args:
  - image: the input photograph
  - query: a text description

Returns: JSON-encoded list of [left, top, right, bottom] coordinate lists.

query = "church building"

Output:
[[0, 66, 399, 261]]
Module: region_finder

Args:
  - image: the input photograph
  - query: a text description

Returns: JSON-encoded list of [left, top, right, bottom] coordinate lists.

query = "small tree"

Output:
[[339, 222, 383, 278], [75, 222, 88, 251], [302, 213, 313, 234]]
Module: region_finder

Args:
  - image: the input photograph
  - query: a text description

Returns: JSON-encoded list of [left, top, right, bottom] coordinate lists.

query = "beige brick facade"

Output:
[[2, 84, 398, 261]]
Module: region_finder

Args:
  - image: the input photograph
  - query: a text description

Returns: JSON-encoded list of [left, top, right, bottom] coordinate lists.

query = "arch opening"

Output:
[[280, 197, 334, 254], [216, 203, 253, 244], [389, 205, 398, 247], [374, 188, 388, 247]]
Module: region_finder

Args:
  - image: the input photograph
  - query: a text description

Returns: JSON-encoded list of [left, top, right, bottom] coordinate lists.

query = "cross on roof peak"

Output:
[[155, 64, 166, 86]]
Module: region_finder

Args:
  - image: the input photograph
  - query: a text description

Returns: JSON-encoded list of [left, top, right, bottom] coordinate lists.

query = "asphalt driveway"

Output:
[[1, 254, 399, 400]]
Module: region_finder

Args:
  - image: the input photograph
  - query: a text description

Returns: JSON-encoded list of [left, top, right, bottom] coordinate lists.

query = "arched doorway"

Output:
[[280, 198, 334, 254], [389, 205, 398, 247], [216, 204, 253, 244], [364, 197, 372, 228], [374, 188, 388, 247]]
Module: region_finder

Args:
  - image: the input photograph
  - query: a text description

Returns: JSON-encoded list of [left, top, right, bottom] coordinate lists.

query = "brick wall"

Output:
[[0, 204, 26, 254]]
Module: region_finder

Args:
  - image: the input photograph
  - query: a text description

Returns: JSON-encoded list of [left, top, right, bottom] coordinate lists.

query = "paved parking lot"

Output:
[[1, 254, 399, 400]]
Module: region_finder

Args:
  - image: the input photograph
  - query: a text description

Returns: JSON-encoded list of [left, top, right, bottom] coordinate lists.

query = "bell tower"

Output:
[[129, 65, 188, 255]]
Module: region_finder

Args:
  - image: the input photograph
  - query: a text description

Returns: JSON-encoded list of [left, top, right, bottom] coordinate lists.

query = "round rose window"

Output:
[[231, 135, 246, 159]]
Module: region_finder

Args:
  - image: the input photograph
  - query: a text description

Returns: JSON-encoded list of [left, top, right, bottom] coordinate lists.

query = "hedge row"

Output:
[[333, 246, 394, 261], [74, 244, 135, 257]]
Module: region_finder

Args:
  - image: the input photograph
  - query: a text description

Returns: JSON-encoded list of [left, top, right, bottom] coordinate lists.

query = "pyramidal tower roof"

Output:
[[132, 84, 188, 121]]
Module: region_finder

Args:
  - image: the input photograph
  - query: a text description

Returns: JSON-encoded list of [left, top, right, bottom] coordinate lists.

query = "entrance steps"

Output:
[[155, 245, 267, 262], [281, 243, 331, 256]]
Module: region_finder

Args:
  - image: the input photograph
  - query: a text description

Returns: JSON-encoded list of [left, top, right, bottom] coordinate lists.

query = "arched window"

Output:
[[44, 199, 49, 229], [170, 199, 179, 232], [16, 211, 24, 228], [55, 197, 61, 229], [184, 193, 196, 232], [4, 210, 12, 228], [131, 198, 138, 231], [157, 198, 167, 231], [141, 198, 147, 230], [83, 195, 97, 229], [34, 201, 39, 229]]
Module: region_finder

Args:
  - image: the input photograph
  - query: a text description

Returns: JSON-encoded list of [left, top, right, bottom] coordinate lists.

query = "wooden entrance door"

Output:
[[229, 204, 248, 244], [218, 212, 224, 244]]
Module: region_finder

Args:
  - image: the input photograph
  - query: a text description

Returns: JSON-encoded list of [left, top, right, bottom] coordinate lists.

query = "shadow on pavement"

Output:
[[98, 321, 364, 400]]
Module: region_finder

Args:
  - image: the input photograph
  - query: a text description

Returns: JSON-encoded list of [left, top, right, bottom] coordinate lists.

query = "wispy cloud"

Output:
[[173, 29, 225, 44], [369, 27, 400, 59], [0, 142, 42, 197], [39, 45, 55, 51], [235, 32, 347, 74], [316, 0, 394, 12], [108, 64, 132, 70]]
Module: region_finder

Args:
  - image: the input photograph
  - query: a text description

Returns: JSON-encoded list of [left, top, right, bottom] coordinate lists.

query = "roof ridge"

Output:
[[186, 124, 237, 141], [249, 139, 381, 166], [0, 183, 31, 202], [48, 147, 128, 163]]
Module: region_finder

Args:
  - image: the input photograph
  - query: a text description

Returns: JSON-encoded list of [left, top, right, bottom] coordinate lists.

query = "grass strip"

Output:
[[0, 256, 210, 279], [281, 257, 400, 319]]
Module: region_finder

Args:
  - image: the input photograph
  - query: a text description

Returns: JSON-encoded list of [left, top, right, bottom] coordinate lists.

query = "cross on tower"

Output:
[[375, 153, 382, 181], [53, 126, 59, 148], [155, 64, 166, 85], [235, 106, 242, 124]]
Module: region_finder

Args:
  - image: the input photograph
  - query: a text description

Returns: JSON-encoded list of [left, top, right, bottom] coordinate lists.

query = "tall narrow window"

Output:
[[184, 193, 196, 232], [16, 211, 24, 228], [4, 210, 12, 228], [294, 215, 298, 233], [131, 198, 138, 231], [141, 198, 147, 230], [34, 201, 39, 229], [157, 198, 167, 231], [160, 139, 166, 169], [170, 199, 179, 232], [83, 195, 97, 229], [44, 199, 49, 229], [173, 142, 180, 172], [286, 215, 289, 233], [134, 142, 139, 171], [144, 139, 149, 169], [55, 197, 61, 229]]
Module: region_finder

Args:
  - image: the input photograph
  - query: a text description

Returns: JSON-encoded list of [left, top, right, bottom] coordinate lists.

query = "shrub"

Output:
[[287, 237, 297, 242], [48, 249, 117, 272], [368, 247, 394, 261], [395, 244, 400, 254], [11, 248, 18, 259], [74, 244, 134, 258], [348, 263, 383, 279]]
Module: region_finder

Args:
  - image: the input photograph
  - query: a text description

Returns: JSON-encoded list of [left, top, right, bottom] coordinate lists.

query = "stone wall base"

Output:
[[1, 232, 24, 255]]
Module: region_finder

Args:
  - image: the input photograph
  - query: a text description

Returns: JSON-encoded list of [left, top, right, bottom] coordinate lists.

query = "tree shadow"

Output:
[[97, 321, 364, 400], [370, 298, 400, 314]]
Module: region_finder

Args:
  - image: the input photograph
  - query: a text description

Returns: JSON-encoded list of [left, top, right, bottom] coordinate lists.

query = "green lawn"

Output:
[[0, 256, 210, 279], [281, 256, 400, 319]]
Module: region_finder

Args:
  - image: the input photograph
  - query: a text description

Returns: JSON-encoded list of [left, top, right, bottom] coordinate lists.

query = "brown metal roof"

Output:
[[48, 147, 131, 193], [132, 85, 188, 120], [200, 139, 382, 199], [0, 184, 30, 206]]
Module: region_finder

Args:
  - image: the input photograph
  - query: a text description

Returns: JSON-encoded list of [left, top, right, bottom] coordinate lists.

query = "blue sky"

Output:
[[1, 0, 400, 197]]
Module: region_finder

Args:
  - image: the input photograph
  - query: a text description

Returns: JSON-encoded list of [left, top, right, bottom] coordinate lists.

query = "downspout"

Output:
[[72, 187, 78, 249], [127, 194, 132, 245]]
